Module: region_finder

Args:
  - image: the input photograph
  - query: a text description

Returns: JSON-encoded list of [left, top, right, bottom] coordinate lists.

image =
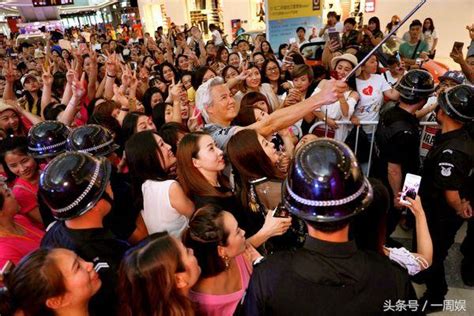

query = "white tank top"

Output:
[[141, 179, 189, 238]]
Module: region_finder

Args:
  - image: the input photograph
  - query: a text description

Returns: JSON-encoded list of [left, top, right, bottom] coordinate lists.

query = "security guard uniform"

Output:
[[243, 139, 417, 315], [419, 128, 474, 299], [418, 85, 474, 302], [373, 70, 435, 237]]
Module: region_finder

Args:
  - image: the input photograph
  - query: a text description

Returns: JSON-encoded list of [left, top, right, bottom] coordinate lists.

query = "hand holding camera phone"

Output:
[[399, 173, 421, 206], [273, 203, 290, 218]]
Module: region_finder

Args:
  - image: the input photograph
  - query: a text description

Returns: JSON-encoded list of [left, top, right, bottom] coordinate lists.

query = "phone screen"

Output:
[[452, 42, 464, 53], [273, 204, 290, 218], [400, 173, 422, 206], [328, 31, 341, 49]]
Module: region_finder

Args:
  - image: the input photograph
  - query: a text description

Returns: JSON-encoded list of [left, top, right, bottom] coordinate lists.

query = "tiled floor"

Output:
[[392, 223, 474, 315]]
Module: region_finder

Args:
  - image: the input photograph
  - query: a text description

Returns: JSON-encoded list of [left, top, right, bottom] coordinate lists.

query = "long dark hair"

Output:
[[182, 205, 230, 278], [118, 232, 194, 316], [227, 129, 284, 209], [368, 16, 381, 33], [0, 136, 38, 183], [125, 131, 169, 211], [121, 112, 148, 141], [422, 18, 435, 33], [176, 132, 231, 198], [0, 248, 66, 316], [142, 87, 164, 116], [158, 62, 179, 84]]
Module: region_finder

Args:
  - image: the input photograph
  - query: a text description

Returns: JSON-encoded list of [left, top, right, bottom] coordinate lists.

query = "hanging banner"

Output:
[[266, 0, 323, 50]]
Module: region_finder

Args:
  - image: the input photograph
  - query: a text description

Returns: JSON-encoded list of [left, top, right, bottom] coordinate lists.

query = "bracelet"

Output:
[[107, 73, 116, 78], [120, 107, 129, 112]]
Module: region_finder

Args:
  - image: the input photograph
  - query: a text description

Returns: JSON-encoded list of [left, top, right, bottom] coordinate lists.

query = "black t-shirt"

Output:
[[420, 128, 474, 219], [243, 237, 417, 316], [374, 106, 420, 183], [41, 222, 129, 316]]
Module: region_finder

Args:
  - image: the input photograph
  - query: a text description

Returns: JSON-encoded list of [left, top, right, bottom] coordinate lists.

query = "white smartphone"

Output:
[[399, 173, 422, 206], [289, 37, 296, 44]]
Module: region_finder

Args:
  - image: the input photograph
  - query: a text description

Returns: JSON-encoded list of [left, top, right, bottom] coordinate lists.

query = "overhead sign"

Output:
[[365, 0, 376, 13], [266, 0, 322, 50], [32, 0, 74, 7]]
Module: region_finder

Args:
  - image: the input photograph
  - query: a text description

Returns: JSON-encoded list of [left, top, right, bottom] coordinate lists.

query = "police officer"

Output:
[[418, 85, 474, 309], [66, 124, 145, 243], [28, 120, 70, 226], [243, 139, 416, 316], [40, 152, 129, 316], [374, 69, 435, 239]]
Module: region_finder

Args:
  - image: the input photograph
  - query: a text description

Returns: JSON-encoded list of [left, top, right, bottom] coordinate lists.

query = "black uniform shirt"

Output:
[[420, 128, 474, 217], [243, 236, 416, 316], [41, 222, 129, 316], [376, 106, 421, 179]]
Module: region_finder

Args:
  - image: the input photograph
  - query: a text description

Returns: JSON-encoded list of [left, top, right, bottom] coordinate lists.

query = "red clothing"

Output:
[[12, 177, 42, 230], [0, 215, 44, 268]]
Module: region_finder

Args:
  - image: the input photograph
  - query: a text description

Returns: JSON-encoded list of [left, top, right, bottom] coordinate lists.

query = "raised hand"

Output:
[[42, 64, 54, 86], [71, 74, 86, 99], [105, 52, 118, 76], [3, 60, 15, 83]]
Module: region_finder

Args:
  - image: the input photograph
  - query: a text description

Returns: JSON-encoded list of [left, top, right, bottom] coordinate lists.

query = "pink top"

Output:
[[0, 215, 44, 268], [189, 254, 252, 316], [12, 177, 42, 230]]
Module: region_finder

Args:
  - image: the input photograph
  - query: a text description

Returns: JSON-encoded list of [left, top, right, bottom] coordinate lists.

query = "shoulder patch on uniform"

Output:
[[442, 149, 453, 154], [439, 162, 454, 177]]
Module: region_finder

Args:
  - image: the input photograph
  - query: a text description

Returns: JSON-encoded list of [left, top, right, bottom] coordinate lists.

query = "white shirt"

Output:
[[141, 179, 188, 238], [354, 74, 392, 133], [423, 30, 438, 51], [383, 70, 407, 87], [312, 88, 357, 141], [212, 30, 223, 45]]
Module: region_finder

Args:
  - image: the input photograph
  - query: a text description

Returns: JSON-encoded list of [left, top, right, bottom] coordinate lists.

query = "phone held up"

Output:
[[399, 173, 422, 206]]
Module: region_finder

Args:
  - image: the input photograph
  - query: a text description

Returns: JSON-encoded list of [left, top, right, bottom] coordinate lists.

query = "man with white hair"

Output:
[[196, 77, 346, 150]]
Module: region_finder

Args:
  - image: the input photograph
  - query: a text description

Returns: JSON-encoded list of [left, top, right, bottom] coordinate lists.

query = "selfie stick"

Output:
[[343, 0, 427, 81]]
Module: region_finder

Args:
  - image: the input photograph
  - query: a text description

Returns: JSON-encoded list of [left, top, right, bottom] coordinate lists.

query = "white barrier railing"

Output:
[[308, 120, 439, 176]]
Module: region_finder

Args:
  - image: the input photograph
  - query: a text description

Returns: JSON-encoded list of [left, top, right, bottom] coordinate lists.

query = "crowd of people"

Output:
[[0, 12, 472, 316]]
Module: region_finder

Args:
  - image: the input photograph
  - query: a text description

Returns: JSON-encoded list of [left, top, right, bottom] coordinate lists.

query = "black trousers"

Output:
[[422, 211, 473, 298]]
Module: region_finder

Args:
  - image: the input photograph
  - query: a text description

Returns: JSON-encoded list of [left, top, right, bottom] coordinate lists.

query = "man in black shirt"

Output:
[[418, 85, 474, 310], [40, 152, 129, 316], [66, 124, 144, 243], [374, 70, 435, 238], [243, 139, 416, 316]]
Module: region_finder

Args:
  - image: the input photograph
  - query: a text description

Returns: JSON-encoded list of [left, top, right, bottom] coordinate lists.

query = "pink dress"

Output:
[[0, 215, 44, 268], [189, 254, 252, 316], [12, 177, 42, 230]]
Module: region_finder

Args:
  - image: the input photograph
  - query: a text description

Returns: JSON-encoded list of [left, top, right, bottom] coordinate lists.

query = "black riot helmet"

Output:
[[437, 85, 474, 123], [66, 124, 119, 157], [39, 152, 112, 220], [395, 69, 435, 104], [282, 138, 373, 224], [27, 121, 69, 159]]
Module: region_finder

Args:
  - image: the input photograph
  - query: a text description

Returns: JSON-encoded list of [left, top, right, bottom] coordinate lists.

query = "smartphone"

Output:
[[289, 37, 296, 44], [130, 61, 137, 71], [328, 31, 341, 50], [273, 204, 290, 218], [452, 41, 464, 54], [399, 173, 422, 206]]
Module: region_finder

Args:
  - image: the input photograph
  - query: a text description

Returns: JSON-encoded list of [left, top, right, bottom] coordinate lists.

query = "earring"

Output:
[[223, 256, 230, 270], [249, 183, 259, 213]]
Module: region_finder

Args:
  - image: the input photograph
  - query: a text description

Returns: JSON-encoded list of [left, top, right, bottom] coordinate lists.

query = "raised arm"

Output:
[[40, 65, 54, 118], [244, 79, 347, 137]]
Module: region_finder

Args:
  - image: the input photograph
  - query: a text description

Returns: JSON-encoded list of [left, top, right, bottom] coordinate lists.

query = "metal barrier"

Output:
[[308, 120, 440, 176]]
